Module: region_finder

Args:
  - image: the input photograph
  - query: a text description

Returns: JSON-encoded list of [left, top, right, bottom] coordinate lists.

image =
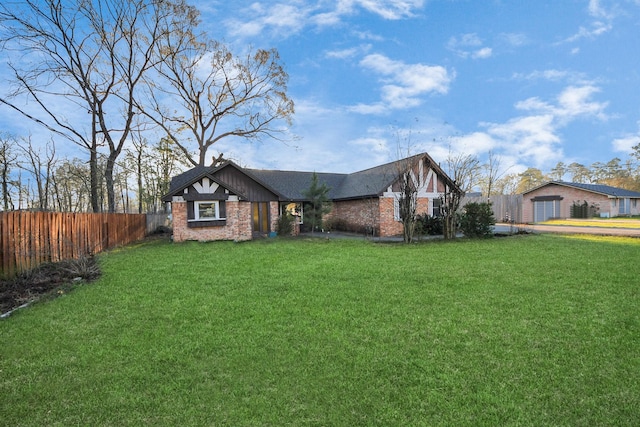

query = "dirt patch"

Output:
[[1, 256, 101, 317]]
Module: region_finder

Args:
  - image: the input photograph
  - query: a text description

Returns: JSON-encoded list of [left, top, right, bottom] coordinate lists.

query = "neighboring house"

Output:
[[522, 181, 640, 222], [162, 153, 459, 241]]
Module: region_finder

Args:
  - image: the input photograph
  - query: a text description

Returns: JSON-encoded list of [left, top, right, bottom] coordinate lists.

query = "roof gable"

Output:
[[161, 161, 278, 202]]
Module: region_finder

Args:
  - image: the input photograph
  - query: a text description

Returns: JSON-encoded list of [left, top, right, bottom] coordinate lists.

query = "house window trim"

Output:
[[190, 200, 226, 222], [393, 196, 401, 222]]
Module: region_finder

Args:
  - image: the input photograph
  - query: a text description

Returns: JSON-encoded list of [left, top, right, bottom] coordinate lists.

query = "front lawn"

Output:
[[1, 235, 639, 426], [542, 218, 640, 228]]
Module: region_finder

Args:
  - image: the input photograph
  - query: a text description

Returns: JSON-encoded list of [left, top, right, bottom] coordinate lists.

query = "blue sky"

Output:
[[201, 0, 640, 176], [2, 0, 640, 179]]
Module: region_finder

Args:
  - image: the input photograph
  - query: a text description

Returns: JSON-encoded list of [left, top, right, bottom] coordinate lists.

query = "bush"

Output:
[[459, 202, 495, 238], [415, 214, 443, 236], [276, 212, 295, 236]]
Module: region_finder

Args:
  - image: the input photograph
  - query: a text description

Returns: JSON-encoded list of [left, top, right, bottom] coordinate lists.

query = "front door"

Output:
[[252, 202, 270, 233]]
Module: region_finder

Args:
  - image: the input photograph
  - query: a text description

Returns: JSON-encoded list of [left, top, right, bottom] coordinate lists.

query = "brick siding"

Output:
[[330, 198, 381, 234], [171, 200, 253, 242]]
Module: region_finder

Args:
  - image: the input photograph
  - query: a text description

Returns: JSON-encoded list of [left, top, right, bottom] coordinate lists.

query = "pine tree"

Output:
[[302, 173, 332, 233]]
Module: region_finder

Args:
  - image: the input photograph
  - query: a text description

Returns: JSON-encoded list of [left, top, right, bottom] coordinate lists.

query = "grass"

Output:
[[1, 235, 639, 426], [542, 217, 640, 228]]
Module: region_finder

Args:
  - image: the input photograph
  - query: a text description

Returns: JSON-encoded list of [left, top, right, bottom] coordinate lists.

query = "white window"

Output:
[[193, 201, 225, 221], [394, 196, 401, 221]]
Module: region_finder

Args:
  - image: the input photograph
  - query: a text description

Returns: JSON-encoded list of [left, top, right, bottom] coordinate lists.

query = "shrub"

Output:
[[459, 202, 495, 238], [276, 212, 295, 236], [415, 214, 443, 236]]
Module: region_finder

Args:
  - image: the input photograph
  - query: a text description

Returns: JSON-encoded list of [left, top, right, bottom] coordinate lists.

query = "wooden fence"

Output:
[[461, 195, 523, 223], [0, 211, 147, 279]]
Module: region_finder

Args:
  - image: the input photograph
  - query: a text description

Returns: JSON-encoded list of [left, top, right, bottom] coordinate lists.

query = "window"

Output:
[[432, 198, 442, 217], [534, 200, 560, 222], [394, 197, 402, 221], [193, 201, 225, 221], [283, 202, 303, 224], [619, 198, 630, 215]]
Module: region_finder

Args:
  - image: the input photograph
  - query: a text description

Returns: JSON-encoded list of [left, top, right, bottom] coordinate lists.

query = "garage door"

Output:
[[534, 200, 560, 222]]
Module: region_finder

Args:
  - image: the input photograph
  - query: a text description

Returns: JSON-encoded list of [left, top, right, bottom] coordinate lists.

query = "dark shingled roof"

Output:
[[246, 156, 427, 200], [525, 181, 640, 198], [245, 170, 347, 201], [163, 153, 457, 202]]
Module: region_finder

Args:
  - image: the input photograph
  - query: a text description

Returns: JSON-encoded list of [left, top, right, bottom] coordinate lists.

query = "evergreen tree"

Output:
[[302, 173, 332, 233]]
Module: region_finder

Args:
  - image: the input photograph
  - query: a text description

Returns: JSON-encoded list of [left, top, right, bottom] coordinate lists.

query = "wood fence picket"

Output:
[[0, 211, 147, 279]]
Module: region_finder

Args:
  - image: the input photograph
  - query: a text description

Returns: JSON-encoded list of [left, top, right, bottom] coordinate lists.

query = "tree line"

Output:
[[0, 133, 187, 213], [505, 150, 640, 194]]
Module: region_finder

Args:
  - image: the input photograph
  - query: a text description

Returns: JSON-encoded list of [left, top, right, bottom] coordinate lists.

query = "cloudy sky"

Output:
[[2, 0, 640, 178], [201, 0, 640, 176]]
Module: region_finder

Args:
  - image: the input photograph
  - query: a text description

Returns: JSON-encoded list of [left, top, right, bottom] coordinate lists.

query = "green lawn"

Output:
[[2, 235, 639, 426], [541, 218, 640, 228]]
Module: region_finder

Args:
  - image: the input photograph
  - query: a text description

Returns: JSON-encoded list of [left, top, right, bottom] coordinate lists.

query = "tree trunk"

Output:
[[89, 147, 100, 213], [105, 155, 117, 213]]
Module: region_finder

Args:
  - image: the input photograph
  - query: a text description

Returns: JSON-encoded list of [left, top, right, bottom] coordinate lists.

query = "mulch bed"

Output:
[[1, 257, 101, 317]]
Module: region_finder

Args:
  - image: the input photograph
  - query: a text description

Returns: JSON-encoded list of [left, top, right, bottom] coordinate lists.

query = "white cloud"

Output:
[[353, 53, 452, 113], [561, 0, 617, 43], [348, 136, 390, 159], [452, 132, 498, 155], [226, 0, 426, 39], [447, 33, 493, 59], [453, 84, 610, 169], [612, 135, 640, 153], [499, 32, 528, 47], [515, 85, 608, 122], [325, 47, 361, 60], [339, 0, 426, 20], [472, 47, 492, 59], [226, 3, 310, 38], [352, 30, 385, 41], [612, 121, 640, 153], [512, 69, 600, 89]]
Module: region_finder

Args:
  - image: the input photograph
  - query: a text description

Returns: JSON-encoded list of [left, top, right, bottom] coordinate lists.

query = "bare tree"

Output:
[[493, 173, 520, 195], [481, 150, 503, 199], [16, 136, 56, 210], [0, 133, 18, 211], [51, 158, 94, 212], [397, 163, 419, 243], [0, 0, 199, 212], [442, 151, 479, 239], [139, 36, 295, 167]]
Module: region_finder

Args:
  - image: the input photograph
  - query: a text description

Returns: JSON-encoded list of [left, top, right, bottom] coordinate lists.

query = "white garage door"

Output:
[[534, 200, 560, 222]]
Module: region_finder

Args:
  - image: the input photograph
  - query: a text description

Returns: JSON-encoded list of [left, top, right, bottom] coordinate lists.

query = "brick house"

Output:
[[162, 153, 459, 242], [522, 181, 640, 222]]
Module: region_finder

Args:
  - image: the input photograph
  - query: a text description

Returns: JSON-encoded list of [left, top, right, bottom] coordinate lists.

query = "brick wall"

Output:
[[171, 200, 253, 242], [379, 197, 401, 236], [379, 196, 432, 237], [522, 184, 612, 222], [331, 198, 380, 234]]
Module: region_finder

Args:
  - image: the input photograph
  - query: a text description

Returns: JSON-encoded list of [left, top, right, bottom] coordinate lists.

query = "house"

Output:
[[522, 181, 640, 222], [162, 153, 459, 242]]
